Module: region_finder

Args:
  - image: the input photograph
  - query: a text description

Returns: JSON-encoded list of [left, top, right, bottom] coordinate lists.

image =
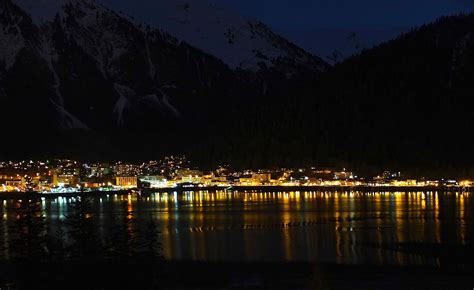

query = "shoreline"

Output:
[[0, 185, 472, 199]]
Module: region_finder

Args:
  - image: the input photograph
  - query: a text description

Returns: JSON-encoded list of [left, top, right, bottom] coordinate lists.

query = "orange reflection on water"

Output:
[[458, 192, 466, 244], [130, 189, 474, 264]]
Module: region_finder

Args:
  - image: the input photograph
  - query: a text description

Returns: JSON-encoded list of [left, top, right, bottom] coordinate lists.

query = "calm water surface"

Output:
[[1, 190, 472, 266]]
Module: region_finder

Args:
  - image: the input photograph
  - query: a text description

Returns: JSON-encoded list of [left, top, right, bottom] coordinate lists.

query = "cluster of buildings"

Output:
[[0, 157, 189, 193], [0, 159, 472, 194]]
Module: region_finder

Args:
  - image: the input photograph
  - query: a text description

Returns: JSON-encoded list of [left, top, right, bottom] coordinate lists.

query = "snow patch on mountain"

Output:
[[147, 0, 272, 70], [0, 13, 25, 69], [38, 35, 62, 103], [161, 96, 179, 117], [50, 99, 88, 129], [113, 84, 133, 126], [143, 91, 180, 118]]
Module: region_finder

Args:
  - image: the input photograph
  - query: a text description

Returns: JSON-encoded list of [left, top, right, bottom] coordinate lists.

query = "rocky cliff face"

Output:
[[1, 0, 326, 131]]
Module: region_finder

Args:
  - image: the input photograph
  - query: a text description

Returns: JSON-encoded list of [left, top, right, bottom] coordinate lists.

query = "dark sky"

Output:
[[218, 0, 474, 29], [100, 0, 474, 57], [101, 0, 474, 31]]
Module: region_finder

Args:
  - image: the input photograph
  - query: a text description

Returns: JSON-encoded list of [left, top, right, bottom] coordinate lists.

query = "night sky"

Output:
[[218, 0, 474, 29], [100, 0, 474, 31], [101, 0, 474, 57]]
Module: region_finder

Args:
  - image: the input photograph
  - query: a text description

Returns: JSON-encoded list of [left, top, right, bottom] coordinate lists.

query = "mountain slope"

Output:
[[13, 0, 327, 73], [193, 14, 474, 175], [3, 1, 473, 176], [278, 27, 407, 64], [305, 14, 474, 175], [101, 0, 327, 72], [1, 0, 239, 131], [1, 0, 326, 130], [0, 0, 327, 161]]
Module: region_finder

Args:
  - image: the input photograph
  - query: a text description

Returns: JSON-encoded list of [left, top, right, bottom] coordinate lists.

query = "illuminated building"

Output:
[[252, 173, 271, 183], [139, 175, 167, 188], [53, 174, 79, 186], [116, 176, 138, 188], [460, 180, 473, 187], [334, 171, 354, 180], [176, 169, 203, 183], [89, 163, 113, 177], [5, 180, 22, 187]]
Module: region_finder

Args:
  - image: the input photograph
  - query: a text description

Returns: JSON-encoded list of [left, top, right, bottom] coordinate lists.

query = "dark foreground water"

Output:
[[1, 190, 472, 266]]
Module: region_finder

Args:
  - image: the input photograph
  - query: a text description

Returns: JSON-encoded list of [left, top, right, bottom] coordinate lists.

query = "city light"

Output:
[[0, 158, 472, 194]]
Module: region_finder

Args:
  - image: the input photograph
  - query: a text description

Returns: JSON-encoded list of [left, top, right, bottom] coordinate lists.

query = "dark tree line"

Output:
[[189, 14, 474, 178]]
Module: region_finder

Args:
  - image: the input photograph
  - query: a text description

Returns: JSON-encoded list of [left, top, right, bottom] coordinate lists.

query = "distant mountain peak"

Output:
[[11, 0, 326, 72], [99, 0, 327, 72]]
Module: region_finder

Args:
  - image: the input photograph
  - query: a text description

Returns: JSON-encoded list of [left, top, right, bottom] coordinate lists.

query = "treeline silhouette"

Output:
[[191, 14, 474, 178]]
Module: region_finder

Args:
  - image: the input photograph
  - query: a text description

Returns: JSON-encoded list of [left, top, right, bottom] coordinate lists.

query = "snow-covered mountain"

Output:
[[13, 0, 326, 72], [278, 27, 407, 64], [0, 0, 326, 131], [103, 0, 326, 71], [1, 0, 218, 128]]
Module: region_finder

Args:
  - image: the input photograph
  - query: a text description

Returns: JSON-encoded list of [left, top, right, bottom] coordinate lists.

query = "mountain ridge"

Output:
[[1, 0, 326, 131], [1, 2, 474, 176], [12, 0, 327, 72]]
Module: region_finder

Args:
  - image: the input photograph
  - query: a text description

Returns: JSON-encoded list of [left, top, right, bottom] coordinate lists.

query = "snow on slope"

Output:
[[0, 10, 25, 69], [3, 0, 324, 129], [112, 0, 319, 71], [3, 0, 228, 128], [13, 0, 322, 71]]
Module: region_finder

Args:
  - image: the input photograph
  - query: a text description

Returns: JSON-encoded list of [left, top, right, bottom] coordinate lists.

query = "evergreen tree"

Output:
[[10, 198, 47, 261], [64, 196, 101, 259], [0, 210, 5, 261], [105, 202, 137, 259], [45, 223, 67, 263], [142, 214, 162, 259]]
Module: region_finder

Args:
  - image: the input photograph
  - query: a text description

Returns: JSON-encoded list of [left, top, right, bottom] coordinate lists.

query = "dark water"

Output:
[[1, 190, 472, 266]]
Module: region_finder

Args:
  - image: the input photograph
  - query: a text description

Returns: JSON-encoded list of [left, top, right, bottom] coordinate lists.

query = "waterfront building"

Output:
[[176, 169, 203, 183], [116, 176, 138, 188], [139, 175, 167, 188], [53, 174, 79, 186], [252, 173, 271, 183], [1, 178, 22, 191], [334, 171, 354, 180], [460, 180, 473, 187]]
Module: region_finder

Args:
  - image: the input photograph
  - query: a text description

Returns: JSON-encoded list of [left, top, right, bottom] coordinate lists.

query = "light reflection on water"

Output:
[[0, 190, 472, 265]]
